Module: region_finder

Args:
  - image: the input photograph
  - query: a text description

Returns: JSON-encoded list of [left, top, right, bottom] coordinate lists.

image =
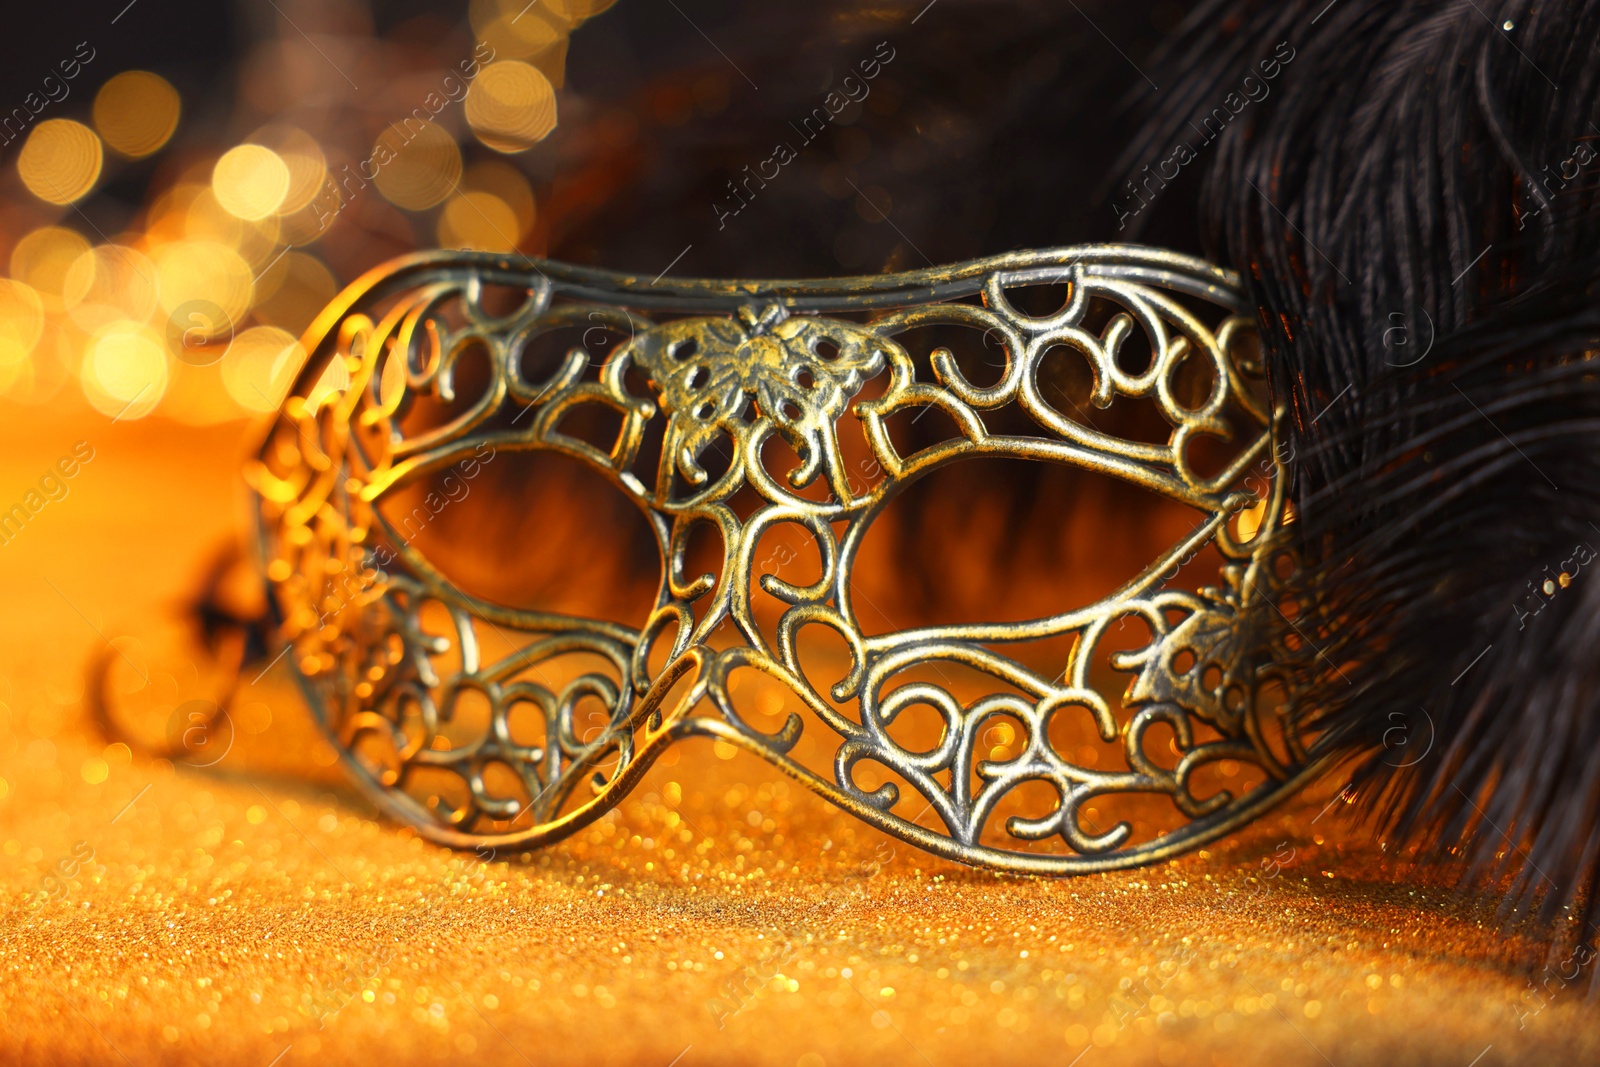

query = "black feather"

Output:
[[1125, 0, 1600, 958]]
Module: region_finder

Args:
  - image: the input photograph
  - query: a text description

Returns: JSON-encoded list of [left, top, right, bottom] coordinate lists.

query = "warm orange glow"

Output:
[[9, 227, 92, 309], [0, 9, 577, 422], [466, 61, 558, 153], [248, 124, 327, 215], [81, 322, 168, 419], [1235, 497, 1268, 542], [252, 252, 339, 336], [17, 119, 104, 204], [464, 159, 537, 232], [61, 245, 160, 334], [0, 279, 46, 391], [143, 182, 205, 244], [152, 240, 255, 334], [0, 320, 72, 403], [185, 185, 282, 266], [213, 144, 292, 220], [220, 325, 303, 412], [438, 190, 522, 252], [93, 71, 181, 158]]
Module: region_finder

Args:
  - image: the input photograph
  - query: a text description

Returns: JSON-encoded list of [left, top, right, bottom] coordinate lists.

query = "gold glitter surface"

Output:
[[1, 403, 1596, 1067]]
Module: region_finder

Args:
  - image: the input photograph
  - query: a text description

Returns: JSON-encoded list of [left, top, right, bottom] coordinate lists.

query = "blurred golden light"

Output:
[[438, 190, 522, 253], [143, 182, 204, 244], [277, 180, 344, 245], [305, 354, 351, 412], [62, 244, 160, 333], [17, 119, 104, 204], [184, 186, 282, 266], [9, 227, 92, 308], [81, 323, 168, 420], [372, 121, 462, 211], [248, 124, 327, 215], [253, 252, 338, 336], [220, 325, 303, 413], [152, 240, 255, 328], [0, 320, 73, 403], [0, 352, 26, 397], [0, 280, 46, 389], [213, 144, 291, 220], [467, 0, 614, 83], [93, 71, 181, 158], [1235, 498, 1267, 543], [465, 61, 558, 153], [475, 10, 569, 82], [463, 159, 536, 234]]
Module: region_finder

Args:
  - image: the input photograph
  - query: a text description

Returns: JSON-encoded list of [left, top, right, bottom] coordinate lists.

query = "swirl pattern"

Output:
[[251, 246, 1312, 873]]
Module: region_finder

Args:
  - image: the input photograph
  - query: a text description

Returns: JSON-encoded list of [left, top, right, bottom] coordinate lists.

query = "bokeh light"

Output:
[[439, 190, 521, 252], [464, 160, 536, 232], [62, 245, 160, 334], [252, 252, 339, 336], [0, 320, 74, 403], [220, 325, 303, 412], [277, 181, 344, 246], [144, 182, 204, 243], [249, 125, 328, 215], [92, 71, 181, 158], [0, 280, 46, 391], [213, 144, 292, 220], [474, 2, 569, 75], [465, 61, 558, 153], [17, 119, 104, 204], [470, 0, 618, 83], [438, 160, 537, 251], [0, 5, 588, 421], [152, 240, 256, 333], [10, 228, 93, 311], [80, 323, 168, 419], [372, 121, 462, 211], [184, 184, 283, 267]]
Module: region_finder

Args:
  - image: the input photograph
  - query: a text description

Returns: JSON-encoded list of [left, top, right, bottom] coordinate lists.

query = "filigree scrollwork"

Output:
[[251, 246, 1314, 872], [629, 303, 892, 501]]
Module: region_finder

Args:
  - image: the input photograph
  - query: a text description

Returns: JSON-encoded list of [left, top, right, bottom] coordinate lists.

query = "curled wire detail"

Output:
[[249, 246, 1313, 874]]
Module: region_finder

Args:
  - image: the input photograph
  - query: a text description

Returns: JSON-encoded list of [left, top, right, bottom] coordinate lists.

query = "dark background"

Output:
[[0, 0, 1200, 280]]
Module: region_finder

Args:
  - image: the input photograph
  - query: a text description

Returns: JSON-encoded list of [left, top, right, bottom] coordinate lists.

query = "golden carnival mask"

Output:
[[250, 245, 1313, 874]]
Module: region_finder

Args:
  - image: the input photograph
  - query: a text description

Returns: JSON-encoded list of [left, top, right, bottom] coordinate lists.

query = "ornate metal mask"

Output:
[[251, 246, 1313, 874]]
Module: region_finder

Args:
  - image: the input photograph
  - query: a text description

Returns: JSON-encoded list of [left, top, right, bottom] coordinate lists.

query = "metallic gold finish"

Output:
[[250, 246, 1313, 874]]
